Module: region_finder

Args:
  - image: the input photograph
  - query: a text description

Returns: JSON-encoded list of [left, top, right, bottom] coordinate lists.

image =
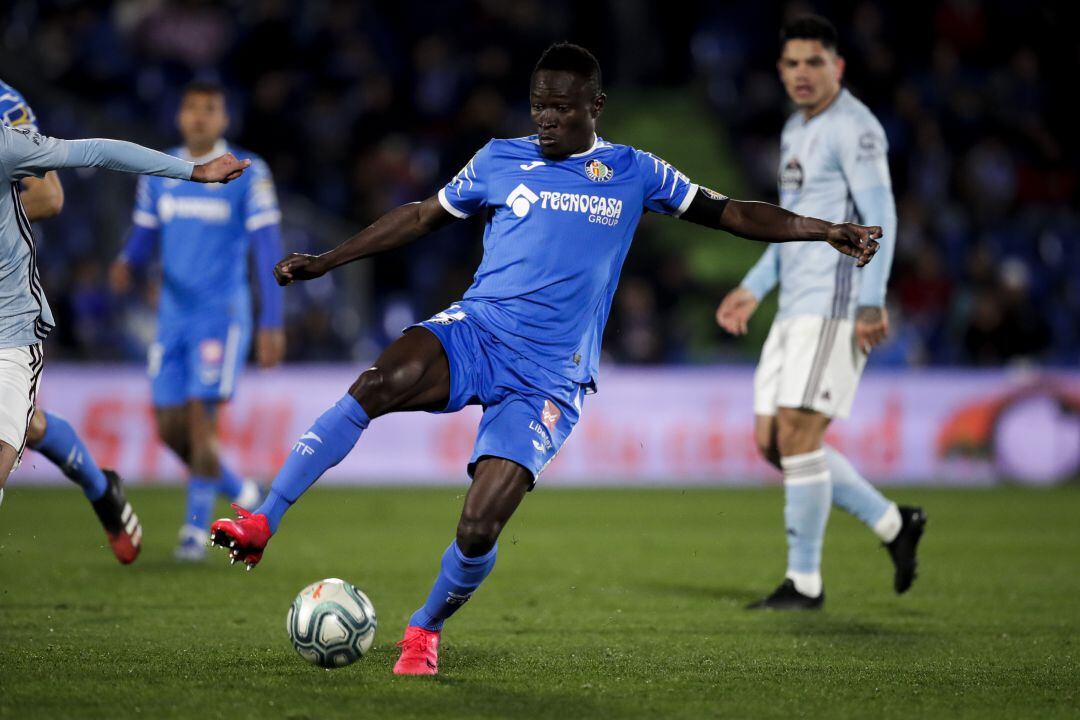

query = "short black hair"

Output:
[[780, 14, 839, 53], [533, 42, 602, 97], [181, 80, 226, 100]]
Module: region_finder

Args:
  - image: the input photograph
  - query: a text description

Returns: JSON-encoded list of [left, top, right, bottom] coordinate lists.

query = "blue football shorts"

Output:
[[149, 313, 252, 407], [414, 305, 586, 484]]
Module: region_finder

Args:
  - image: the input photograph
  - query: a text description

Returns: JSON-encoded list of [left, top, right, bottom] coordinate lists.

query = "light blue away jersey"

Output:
[[131, 140, 280, 321], [437, 135, 698, 385], [743, 89, 896, 319]]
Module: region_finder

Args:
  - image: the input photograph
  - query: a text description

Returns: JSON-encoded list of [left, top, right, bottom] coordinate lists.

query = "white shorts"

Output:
[[753, 315, 867, 420], [0, 344, 44, 466]]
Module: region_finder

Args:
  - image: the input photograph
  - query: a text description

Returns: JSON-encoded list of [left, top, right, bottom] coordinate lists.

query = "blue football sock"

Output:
[[254, 394, 370, 533], [29, 412, 108, 501], [409, 541, 498, 631], [185, 476, 217, 531], [217, 463, 245, 500], [825, 445, 891, 529], [781, 449, 831, 593]]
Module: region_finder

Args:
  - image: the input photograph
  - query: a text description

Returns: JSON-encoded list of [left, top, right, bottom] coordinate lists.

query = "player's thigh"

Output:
[[348, 327, 451, 418], [0, 441, 18, 488], [754, 413, 780, 468], [184, 319, 251, 405], [0, 344, 43, 477], [457, 456, 533, 554]]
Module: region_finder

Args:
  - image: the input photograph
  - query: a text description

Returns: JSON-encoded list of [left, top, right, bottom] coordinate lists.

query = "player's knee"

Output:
[[349, 363, 419, 417], [776, 419, 820, 458], [455, 514, 502, 557], [187, 439, 220, 477], [25, 408, 47, 447]]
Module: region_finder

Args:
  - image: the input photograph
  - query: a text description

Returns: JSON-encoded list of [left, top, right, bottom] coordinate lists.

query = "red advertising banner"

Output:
[[17, 365, 1080, 487]]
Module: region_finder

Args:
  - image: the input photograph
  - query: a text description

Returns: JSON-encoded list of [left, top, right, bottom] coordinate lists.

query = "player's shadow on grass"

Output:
[[636, 580, 761, 606]]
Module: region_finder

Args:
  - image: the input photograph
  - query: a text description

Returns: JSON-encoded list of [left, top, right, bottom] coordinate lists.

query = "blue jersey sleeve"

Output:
[[243, 157, 282, 232], [437, 141, 494, 219], [131, 175, 159, 230], [633, 150, 698, 217]]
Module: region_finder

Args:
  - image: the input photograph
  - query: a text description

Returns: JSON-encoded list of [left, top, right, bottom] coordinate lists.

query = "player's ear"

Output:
[[834, 55, 845, 82], [591, 93, 606, 118]]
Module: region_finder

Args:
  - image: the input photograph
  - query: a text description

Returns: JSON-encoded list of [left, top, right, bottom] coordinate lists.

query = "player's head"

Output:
[[530, 42, 605, 159], [177, 80, 229, 152], [777, 15, 844, 112]]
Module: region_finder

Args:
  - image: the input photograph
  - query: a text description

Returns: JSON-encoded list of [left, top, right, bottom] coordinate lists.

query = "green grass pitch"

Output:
[[1, 485, 1078, 719]]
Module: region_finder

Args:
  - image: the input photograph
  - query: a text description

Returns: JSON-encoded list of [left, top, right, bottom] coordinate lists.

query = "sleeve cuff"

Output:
[[245, 210, 282, 232], [132, 210, 160, 228], [437, 187, 471, 219], [672, 183, 699, 217]]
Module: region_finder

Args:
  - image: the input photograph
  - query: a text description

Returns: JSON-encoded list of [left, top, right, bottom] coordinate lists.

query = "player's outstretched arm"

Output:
[[680, 191, 881, 267], [274, 195, 455, 285]]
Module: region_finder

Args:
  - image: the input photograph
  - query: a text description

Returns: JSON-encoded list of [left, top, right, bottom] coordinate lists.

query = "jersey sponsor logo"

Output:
[[157, 194, 231, 224], [506, 183, 540, 217], [519, 160, 545, 171], [779, 158, 804, 193], [541, 399, 561, 432], [199, 338, 224, 364], [584, 159, 613, 182], [537, 189, 623, 226]]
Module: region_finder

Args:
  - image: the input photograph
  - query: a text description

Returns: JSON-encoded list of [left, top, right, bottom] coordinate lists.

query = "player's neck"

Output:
[[184, 138, 225, 161], [800, 87, 842, 122]]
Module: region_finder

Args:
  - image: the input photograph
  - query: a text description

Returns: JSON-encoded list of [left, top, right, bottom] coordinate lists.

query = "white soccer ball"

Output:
[[286, 578, 377, 668]]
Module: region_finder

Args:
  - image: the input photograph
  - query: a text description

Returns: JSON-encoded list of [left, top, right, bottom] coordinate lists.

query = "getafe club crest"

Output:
[[584, 159, 614, 182]]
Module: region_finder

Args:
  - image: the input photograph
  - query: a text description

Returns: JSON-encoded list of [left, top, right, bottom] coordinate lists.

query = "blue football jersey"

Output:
[[131, 140, 280, 320], [437, 135, 698, 385]]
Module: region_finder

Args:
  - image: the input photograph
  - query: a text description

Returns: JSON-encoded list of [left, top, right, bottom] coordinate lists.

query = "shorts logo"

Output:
[[506, 183, 540, 217], [584, 159, 613, 182], [541, 399, 561, 433]]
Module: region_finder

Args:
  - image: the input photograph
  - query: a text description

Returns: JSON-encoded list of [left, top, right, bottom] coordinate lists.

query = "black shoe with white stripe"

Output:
[[747, 579, 824, 610], [90, 470, 142, 565], [885, 505, 926, 594]]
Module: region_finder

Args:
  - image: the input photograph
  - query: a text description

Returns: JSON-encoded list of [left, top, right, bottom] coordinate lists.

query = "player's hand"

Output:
[[715, 287, 759, 335], [108, 259, 133, 294], [825, 223, 881, 267], [191, 153, 250, 184], [854, 305, 889, 353], [256, 328, 286, 368], [274, 253, 327, 286]]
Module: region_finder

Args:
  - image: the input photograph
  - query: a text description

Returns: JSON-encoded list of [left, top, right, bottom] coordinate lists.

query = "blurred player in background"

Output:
[[716, 16, 926, 609], [110, 82, 285, 562], [0, 105, 250, 512], [1, 78, 143, 563], [208, 43, 881, 675]]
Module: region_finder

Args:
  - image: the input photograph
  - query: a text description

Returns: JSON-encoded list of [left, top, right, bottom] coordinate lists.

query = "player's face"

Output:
[[529, 70, 605, 159], [778, 40, 844, 111], [176, 91, 228, 151]]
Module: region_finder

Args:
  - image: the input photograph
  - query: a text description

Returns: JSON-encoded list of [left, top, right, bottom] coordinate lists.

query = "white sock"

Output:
[[873, 503, 902, 543], [785, 569, 822, 598]]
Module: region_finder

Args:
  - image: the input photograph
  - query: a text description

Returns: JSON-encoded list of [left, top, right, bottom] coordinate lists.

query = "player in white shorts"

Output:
[[716, 15, 926, 609], [0, 122, 249, 509]]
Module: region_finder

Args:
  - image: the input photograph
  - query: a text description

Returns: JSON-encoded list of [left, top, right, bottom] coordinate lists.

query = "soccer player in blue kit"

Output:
[[112, 82, 285, 561], [210, 44, 881, 675]]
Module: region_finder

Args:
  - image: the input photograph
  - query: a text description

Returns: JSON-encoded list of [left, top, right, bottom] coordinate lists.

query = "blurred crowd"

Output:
[[2, 0, 1075, 366]]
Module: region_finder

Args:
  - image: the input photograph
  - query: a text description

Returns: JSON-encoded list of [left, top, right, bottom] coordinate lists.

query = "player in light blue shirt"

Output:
[[716, 16, 925, 610], [0, 107, 249, 530], [208, 43, 880, 675], [112, 82, 285, 561]]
